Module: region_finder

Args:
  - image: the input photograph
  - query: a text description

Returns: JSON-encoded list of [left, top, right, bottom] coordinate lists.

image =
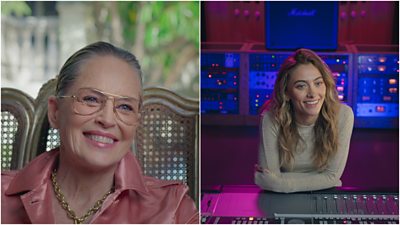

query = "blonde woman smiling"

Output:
[[255, 48, 354, 193]]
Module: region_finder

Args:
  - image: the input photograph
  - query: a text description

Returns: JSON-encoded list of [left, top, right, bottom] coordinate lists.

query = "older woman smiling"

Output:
[[2, 42, 198, 224]]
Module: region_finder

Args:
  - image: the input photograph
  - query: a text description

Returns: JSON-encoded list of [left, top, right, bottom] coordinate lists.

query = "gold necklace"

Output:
[[51, 170, 113, 224]]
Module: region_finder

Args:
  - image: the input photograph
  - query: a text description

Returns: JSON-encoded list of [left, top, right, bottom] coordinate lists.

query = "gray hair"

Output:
[[55, 41, 143, 96]]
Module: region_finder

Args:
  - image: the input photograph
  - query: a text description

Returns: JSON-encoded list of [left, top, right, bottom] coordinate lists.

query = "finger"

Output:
[[254, 164, 263, 172]]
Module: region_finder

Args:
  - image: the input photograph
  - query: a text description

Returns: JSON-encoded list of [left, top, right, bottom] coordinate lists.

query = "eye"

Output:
[[116, 104, 134, 112], [81, 95, 101, 105], [116, 98, 138, 113], [315, 81, 324, 87], [295, 84, 306, 90]]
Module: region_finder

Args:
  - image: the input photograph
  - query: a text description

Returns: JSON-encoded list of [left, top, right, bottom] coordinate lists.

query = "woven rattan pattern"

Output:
[[136, 104, 195, 184], [46, 128, 60, 151], [1, 111, 18, 170]]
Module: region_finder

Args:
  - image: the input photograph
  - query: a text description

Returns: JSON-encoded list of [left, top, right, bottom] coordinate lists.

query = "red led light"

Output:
[[376, 106, 385, 112], [337, 86, 344, 92], [378, 57, 386, 63], [378, 66, 386, 72], [389, 79, 397, 85], [389, 88, 398, 93], [208, 74, 212, 78]]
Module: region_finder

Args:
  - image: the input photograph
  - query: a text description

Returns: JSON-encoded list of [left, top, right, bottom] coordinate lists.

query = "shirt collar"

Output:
[[114, 151, 149, 194], [5, 148, 149, 195], [5, 149, 58, 195]]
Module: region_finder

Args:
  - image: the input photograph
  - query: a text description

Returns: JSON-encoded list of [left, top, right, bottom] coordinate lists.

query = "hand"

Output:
[[254, 164, 270, 174], [254, 165, 280, 192]]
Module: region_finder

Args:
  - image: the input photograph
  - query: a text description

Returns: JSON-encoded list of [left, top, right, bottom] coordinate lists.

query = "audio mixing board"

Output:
[[201, 187, 399, 224]]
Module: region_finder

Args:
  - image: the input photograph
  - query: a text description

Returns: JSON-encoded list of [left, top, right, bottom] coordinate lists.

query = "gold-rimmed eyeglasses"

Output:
[[58, 88, 141, 126]]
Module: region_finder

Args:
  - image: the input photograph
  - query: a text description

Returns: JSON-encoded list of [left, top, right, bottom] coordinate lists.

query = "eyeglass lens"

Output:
[[73, 88, 139, 125]]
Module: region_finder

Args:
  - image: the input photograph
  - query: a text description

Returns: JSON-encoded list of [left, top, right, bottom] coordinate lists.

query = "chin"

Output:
[[85, 158, 120, 171], [310, 110, 322, 117], [81, 150, 125, 170]]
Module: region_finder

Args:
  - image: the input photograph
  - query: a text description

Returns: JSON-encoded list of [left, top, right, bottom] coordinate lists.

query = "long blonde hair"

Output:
[[263, 48, 340, 170]]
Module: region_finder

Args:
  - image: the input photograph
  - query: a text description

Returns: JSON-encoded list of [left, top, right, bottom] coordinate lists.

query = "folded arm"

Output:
[[255, 105, 354, 193]]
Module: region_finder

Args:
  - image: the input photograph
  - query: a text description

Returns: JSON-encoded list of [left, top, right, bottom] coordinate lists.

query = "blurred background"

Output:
[[1, 1, 199, 99]]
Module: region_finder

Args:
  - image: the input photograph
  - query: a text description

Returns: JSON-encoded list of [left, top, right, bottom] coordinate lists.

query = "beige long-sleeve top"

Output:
[[255, 104, 354, 193]]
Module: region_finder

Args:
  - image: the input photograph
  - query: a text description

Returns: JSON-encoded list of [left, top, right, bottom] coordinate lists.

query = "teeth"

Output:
[[86, 134, 114, 144], [305, 100, 318, 105]]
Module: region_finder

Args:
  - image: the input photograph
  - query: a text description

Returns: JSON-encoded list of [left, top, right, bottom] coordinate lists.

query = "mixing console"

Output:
[[202, 215, 398, 224], [201, 191, 399, 224]]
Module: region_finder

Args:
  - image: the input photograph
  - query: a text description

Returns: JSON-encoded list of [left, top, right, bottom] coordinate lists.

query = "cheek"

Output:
[[58, 116, 88, 144], [121, 125, 137, 141], [60, 112, 88, 130], [57, 102, 78, 124], [320, 86, 327, 98], [289, 90, 305, 102], [57, 105, 92, 137]]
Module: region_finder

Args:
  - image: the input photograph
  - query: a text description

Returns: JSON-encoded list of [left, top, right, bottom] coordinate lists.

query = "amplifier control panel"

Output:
[[354, 54, 399, 128], [201, 53, 240, 114], [249, 53, 351, 115]]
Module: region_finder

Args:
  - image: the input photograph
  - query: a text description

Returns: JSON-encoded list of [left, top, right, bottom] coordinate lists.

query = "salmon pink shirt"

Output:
[[1, 148, 199, 223]]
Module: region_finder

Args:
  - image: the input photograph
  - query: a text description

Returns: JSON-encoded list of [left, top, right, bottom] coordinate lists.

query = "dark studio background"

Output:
[[201, 1, 399, 191]]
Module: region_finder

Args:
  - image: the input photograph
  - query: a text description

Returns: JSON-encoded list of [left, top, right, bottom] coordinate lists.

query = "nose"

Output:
[[95, 99, 116, 128], [307, 86, 316, 98]]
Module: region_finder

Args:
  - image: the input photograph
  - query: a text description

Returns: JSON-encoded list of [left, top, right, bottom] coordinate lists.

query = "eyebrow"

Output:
[[293, 76, 323, 85], [90, 88, 140, 101]]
